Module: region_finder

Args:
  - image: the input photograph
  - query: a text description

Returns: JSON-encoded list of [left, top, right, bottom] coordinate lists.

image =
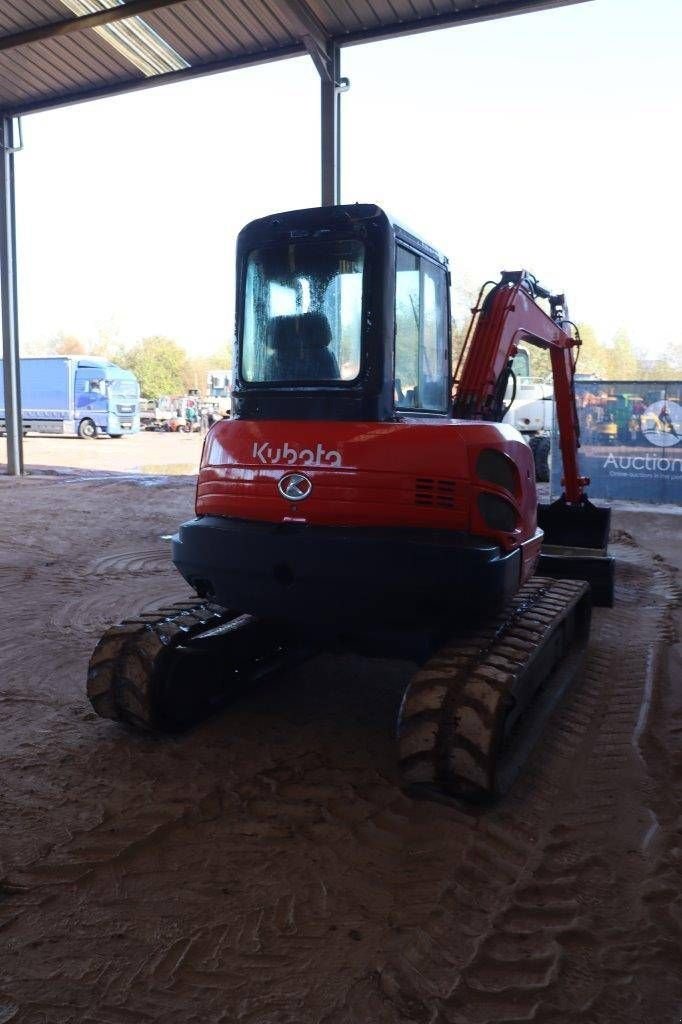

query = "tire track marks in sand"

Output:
[[0, 477, 680, 1024], [322, 543, 681, 1024]]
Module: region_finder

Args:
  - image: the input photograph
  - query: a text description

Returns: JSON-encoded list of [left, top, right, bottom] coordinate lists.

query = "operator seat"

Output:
[[265, 313, 340, 381]]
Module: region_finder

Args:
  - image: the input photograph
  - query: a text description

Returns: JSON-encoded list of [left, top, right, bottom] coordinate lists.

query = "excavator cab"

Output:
[[231, 204, 450, 424]]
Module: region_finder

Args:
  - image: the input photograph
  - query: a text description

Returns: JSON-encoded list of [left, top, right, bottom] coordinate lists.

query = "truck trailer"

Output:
[[0, 356, 140, 438]]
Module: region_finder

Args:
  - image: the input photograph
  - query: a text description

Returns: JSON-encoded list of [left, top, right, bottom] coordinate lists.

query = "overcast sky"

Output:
[[14, 0, 682, 358]]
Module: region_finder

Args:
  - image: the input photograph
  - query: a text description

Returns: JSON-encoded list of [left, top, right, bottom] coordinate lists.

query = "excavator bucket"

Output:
[[537, 497, 614, 607]]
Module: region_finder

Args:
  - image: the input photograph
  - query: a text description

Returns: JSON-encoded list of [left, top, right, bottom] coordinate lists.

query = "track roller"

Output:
[[397, 577, 591, 802], [87, 600, 301, 732]]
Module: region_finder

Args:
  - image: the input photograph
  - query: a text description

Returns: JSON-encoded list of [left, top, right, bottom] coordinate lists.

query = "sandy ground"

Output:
[[0, 430, 205, 477], [0, 474, 680, 1024]]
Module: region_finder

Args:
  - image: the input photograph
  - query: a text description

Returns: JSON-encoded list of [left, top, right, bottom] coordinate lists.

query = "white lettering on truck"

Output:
[[252, 441, 342, 468]]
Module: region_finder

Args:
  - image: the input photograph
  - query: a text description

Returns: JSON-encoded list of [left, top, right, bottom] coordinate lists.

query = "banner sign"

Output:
[[550, 380, 682, 503]]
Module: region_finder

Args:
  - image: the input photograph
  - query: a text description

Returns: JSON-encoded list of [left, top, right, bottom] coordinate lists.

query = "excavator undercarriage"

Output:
[[88, 576, 591, 802], [87, 601, 308, 732]]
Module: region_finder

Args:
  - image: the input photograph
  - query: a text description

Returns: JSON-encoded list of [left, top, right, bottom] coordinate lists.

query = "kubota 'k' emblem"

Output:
[[278, 473, 312, 501]]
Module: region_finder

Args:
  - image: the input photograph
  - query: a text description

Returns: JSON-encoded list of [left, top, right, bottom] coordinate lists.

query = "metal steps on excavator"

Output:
[[87, 600, 304, 732], [396, 577, 591, 802]]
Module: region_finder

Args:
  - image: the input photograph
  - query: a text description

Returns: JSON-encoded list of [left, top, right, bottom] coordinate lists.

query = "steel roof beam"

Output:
[[0, 1, 589, 117], [0, 42, 305, 118], [0, 0, 187, 53], [338, 0, 591, 46], [269, 0, 332, 80]]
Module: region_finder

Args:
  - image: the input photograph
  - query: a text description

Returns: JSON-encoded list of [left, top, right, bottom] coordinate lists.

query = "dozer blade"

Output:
[[87, 600, 311, 732], [537, 497, 614, 607], [397, 577, 591, 803]]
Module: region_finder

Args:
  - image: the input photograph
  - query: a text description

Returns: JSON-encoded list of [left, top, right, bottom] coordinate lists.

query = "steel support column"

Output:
[[271, 0, 343, 205], [0, 117, 23, 476], [320, 43, 341, 206]]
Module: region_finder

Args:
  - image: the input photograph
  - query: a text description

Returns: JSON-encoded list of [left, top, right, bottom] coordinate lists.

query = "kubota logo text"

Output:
[[252, 441, 342, 467]]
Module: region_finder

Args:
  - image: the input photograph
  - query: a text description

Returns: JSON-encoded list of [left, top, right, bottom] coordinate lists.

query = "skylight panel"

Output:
[[58, 0, 190, 77]]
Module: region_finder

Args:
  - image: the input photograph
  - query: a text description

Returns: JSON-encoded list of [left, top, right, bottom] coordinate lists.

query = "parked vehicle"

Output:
[[501, 347, 553, 481], [168, 395, 202, 432], [141, 395, 177, 430], [206, 369, 231, 419], [141, 394, 204, 432], [0, 356, 140, 438], [139, 398, 157, 429]]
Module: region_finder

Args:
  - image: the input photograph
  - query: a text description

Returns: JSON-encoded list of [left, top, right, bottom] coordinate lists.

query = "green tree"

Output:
[[120, 336, 189, 400], [26, 330, 87, 356], [574, 322, 608, 377], [91, 314, 124, 359], [53, 332, 86, 355], [527, 345, 551, 379], [451, 276, 486, 377], [605, 328, 639, 380], [637, 341, 682, 380], [182, 347, 233, 394]]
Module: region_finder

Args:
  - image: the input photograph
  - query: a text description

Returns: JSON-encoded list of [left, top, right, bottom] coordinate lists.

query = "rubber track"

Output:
[[397, 576, 589, 800], [86, 600, 234, 731]]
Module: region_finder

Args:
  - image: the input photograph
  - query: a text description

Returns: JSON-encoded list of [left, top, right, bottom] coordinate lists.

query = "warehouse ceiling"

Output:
[[0, 0, 588, 116]]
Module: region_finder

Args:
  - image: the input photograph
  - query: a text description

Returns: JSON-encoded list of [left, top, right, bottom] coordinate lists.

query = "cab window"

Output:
[[242, 240, 364, 384], [511, 349, 530, 378], [395, 246, 449, 412]]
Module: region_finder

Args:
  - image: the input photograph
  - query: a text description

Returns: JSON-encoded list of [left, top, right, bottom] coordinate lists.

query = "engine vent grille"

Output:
[[414, 477, 456, 509]]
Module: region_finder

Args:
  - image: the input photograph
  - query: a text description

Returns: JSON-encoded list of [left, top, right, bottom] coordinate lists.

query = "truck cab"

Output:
[[74, 359, 140, 437]]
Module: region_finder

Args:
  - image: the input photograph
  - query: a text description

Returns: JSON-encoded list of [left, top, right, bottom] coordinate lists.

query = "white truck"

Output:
[[503, 347, 552, 481], [206, 370, 231, 420], [141, 395, 179, 430]]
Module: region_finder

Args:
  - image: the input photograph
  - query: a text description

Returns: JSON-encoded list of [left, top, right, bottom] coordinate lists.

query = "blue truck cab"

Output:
[[0, 356, 141, 438]]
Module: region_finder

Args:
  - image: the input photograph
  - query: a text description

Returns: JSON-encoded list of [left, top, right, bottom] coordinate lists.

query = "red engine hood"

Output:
[[196, 419, 537, 544]]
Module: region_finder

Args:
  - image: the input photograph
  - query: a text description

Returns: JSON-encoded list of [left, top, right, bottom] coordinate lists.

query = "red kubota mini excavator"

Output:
[[88, 204, 613, 801]]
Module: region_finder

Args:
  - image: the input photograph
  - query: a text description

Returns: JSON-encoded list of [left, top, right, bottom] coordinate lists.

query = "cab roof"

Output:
[[238, 204, 448, 268]]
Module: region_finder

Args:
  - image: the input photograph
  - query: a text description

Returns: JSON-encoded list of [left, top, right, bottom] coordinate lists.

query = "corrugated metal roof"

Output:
[[0, 0, 588, 116]]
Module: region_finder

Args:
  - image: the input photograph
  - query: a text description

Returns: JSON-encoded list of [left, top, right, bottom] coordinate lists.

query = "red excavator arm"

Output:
[[454, 270, 614, 606], [453, 270, 587, 505]]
